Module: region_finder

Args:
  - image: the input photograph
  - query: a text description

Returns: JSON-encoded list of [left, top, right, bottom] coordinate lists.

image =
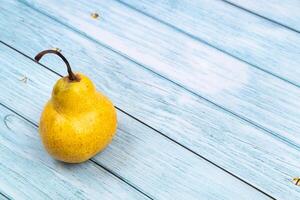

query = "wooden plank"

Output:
[[0, 2, 299, 199], [0, 46, 271, 200], [226, 0, 300, 32], [0, 105, 149, 200], [117, 0, 300, 86], [0, 193, 9, 200], [17, 0, 300, 150]]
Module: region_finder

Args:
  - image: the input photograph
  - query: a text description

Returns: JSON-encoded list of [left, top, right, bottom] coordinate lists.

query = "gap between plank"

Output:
[[5, 0, 300, 151], [19, 0, 300, 91], [113, 0, 300, 89], [89, 160, 154, 200], [220, 0, 300, 34], [0, 101, 154, 200], [16, 1, 300, 148], [0, 192, 11, 200], [15, 1, 300, 148], [0, 41, 276, 200]]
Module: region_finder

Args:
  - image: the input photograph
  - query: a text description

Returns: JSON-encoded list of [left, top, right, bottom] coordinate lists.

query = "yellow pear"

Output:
[[35, 50, 117, 163]]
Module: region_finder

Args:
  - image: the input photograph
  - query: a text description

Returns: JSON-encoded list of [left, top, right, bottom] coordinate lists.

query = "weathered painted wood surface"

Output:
[[18, 0, 300, 150], [1, 0, 300, 199], [0, 104, 149, 200], [0, 43, 272, 199], [0, 1, 300, 199], [113, 0, 300, 86], [0, 193, 9, 200], [226, 0, 300, 32]]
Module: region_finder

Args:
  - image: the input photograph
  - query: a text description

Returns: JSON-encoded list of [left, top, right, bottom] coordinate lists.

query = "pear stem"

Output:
[[34, 50, 79, 81]]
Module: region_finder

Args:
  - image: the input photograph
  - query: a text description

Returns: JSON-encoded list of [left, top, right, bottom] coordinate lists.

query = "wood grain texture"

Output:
[[118, 0, 300, 86], [0, 45, 271, 200], [0, 1, 299, 199], [0, 193, 9, 200], [226, 0, 300, 32], [17, 0, 300, 152], [0, 112, 148, 200], [0, 105, 149, 200]]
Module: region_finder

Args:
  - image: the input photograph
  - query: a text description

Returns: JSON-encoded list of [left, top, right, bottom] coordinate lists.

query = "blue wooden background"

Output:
[[0, 0, 300, 199]]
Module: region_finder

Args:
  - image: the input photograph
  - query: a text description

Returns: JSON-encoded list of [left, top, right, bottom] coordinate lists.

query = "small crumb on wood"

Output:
[[52, 47, 62, 52], [19, 75, 28, 84], [91, 12, 99, 19], [292, 177, 300, 186]]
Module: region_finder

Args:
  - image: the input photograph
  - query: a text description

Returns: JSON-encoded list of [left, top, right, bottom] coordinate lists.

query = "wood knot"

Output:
[[19, 75, 28, 84], [3, 114, 14, 130]]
